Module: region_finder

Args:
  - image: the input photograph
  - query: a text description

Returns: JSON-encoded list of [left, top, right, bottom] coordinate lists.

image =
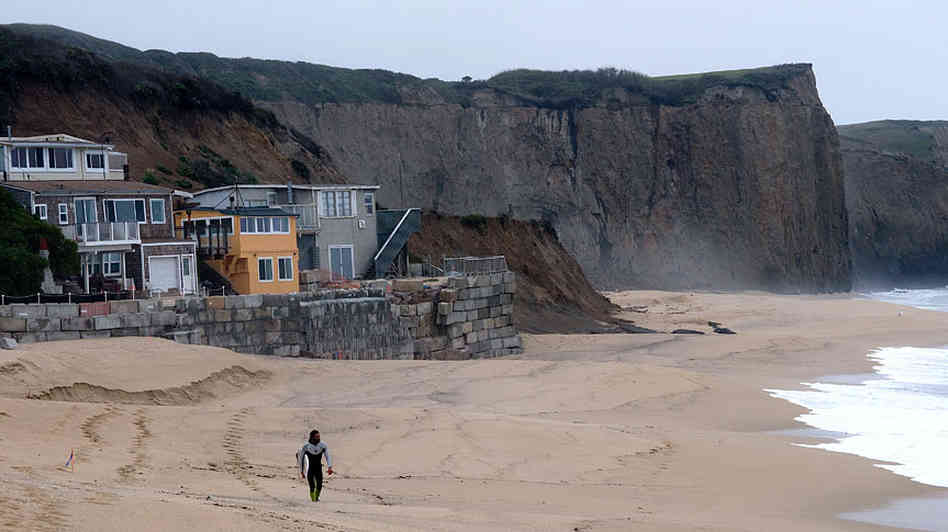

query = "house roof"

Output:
[[217, 207, 295, 216], [193, 183, 381, 196], [1, 180, 173, 196], [0, 133, 114, 150]]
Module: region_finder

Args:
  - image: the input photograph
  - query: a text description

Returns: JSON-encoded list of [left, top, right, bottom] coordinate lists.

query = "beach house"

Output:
[[173, 205, 299, 294], [1, 179, 197, 296], [0, 133, 128, 182], [186, 183, 417, 281]]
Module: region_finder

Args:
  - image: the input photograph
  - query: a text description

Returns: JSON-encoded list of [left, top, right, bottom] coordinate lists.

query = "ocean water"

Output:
[[867, 287, 948, 313], [767, 288, 948, 489]]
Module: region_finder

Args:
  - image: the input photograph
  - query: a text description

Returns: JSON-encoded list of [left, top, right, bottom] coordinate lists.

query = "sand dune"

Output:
[[2, 292, 948, 530]]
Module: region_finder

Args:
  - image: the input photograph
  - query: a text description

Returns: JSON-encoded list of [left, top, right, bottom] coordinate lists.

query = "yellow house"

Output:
[[174, 207, 299, 294]]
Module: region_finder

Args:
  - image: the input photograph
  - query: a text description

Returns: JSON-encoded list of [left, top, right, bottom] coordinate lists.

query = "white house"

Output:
[[0, 133, 127, 182]]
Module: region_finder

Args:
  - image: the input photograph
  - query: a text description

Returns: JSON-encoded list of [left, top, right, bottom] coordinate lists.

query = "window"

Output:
[[363, 192, 375, 215], [75, 198, 96, 224], [47, 148, 74, 169], [239, 216, 287, 234], [58, 204, 68, 225], [278, 256, 293, 281], [102, 252, 121, 276], [11, 147, 44, 168], [247, 199, 268, 207], [104, 199, 145, 223], [258, 257, 273, 282], [149, 199, 166, 224], [86, 152, 105, 169], [196, 217, 234, 237], [34, 204, 48, 220], [267, 191, 278, 206], [182, 256, 191, 277], [321, 190, 352, 217]]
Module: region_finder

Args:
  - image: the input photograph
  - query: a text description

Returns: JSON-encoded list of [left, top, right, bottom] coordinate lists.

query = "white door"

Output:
[[181, 255, 194, 294], [150, 257, 179, 293]]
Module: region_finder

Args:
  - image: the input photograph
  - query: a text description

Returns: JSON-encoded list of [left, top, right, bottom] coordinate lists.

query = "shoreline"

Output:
[[597, 290, 948, 530]]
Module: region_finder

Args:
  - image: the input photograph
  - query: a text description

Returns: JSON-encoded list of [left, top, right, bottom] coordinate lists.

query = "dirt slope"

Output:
[[406, 213, 617, 332]]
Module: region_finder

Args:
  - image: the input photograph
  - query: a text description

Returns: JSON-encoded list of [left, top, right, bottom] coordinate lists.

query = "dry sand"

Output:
[[2, 291, 948, 531]]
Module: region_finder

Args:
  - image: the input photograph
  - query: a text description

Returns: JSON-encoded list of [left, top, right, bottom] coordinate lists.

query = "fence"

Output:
[[443, 256, 508, 276], [0, 291, 134, 305]]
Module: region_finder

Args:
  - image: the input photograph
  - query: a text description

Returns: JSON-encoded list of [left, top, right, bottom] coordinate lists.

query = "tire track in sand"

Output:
[[222, 407, 267, 494], [117, 408, 151, 482], [80, 403, 122, 446]]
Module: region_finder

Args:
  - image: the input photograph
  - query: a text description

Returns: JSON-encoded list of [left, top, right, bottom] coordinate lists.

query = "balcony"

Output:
[[75, 222, 141, 245], [277, 203, 317, 230]]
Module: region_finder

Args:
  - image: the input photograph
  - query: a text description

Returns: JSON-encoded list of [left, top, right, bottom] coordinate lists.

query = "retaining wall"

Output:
[[0, 273, 521, 360], [0, 289, 413, 360]]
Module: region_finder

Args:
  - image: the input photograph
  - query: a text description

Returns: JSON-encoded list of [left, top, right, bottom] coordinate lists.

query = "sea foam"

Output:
[[768, 346, 948, 487]]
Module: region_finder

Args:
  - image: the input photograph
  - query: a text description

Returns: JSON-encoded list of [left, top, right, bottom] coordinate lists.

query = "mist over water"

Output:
[[767, 288, 948, 488]]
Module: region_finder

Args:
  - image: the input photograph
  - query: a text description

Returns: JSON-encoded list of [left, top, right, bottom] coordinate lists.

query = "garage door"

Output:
[[150, 257, 179, 292]]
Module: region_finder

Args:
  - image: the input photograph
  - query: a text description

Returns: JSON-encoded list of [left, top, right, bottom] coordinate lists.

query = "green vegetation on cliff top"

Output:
[[838, 120, 948, 164], [3, 24, 813, 109]]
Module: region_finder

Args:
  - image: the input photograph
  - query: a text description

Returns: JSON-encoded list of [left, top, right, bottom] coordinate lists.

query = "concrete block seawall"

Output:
[[0, 289, 414, 360], [0, 273, 521, 360]]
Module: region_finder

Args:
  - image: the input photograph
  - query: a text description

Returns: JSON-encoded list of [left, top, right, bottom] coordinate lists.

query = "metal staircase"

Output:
[[373, 208, 421, 278]]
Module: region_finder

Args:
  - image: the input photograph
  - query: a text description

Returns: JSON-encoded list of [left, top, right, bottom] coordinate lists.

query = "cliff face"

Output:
[[840, 121, 948, 287], [264, 68, 850, 291]]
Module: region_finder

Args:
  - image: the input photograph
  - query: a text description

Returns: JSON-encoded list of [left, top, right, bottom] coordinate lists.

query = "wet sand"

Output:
[[1, 291, 947, 531]]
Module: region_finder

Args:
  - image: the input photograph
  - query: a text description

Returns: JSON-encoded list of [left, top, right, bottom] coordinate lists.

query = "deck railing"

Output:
[[75, 222, 140, 244], [443, 255, 508, 276]]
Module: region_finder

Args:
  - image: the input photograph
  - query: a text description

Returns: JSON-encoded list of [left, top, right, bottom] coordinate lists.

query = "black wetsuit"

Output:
[[297, 441, 331, 500], [304, 448, 324, 495]]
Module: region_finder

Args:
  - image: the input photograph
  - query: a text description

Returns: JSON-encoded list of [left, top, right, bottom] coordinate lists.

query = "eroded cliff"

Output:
[[264, 67, 850, 291]]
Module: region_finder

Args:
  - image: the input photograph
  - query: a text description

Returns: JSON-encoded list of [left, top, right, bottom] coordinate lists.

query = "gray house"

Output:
[[186, 183, 417, 280]]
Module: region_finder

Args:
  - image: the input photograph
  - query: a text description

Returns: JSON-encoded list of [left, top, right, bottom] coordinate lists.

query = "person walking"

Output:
[[297, 429, 333, 502]]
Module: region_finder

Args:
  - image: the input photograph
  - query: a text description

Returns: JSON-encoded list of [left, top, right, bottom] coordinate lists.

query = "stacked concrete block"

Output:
[[430, 271, 521, 359]]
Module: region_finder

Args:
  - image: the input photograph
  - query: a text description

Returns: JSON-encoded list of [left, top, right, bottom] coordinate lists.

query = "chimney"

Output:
[[287, 181, 294, 203], [6, 125, 11, 140]]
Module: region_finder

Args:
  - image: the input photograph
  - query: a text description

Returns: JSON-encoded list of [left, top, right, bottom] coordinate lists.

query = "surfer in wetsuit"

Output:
[[297, 429, 333, 501]]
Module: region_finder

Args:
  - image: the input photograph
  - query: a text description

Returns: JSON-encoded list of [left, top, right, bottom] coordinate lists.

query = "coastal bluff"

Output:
[[264, 65, 851, 292]]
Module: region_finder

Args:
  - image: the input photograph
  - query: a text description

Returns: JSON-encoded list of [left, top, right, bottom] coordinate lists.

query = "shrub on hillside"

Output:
[[460, 214, 489, 233]]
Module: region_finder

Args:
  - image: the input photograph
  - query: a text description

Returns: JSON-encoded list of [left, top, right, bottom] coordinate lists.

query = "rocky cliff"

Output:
[[263, 67, 850, 291], [5, 25, 852, 292], [840, 121, 948, 287]]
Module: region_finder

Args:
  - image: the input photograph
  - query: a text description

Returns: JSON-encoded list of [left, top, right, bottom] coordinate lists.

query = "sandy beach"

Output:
[[3, 291, 948, 531]]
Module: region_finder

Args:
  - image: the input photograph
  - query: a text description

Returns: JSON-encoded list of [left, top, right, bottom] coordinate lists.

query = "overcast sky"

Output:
[[4, 0, 947, 124]]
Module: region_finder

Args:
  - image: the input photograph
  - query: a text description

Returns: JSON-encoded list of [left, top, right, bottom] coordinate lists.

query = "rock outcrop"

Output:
[[264, 67, 850, 291], [840, 121, 948, 287]]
